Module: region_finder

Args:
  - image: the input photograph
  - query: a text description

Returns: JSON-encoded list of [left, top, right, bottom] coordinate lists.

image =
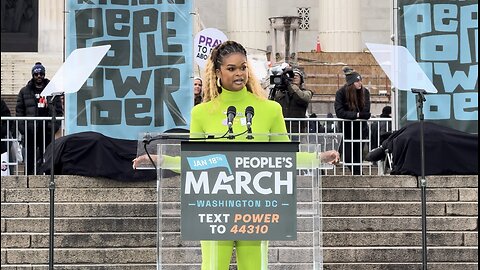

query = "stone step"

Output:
[[322, 247, 478, 263], [0, 263, 477, 270], [2, 216, 477, 233], [2, 232, 477, 249], [0, 264, 478, 270], [321, 264, 479, 270], [2, 247, 478, 265], [2, 175, 476, 189], [2, 187, 477, 203], [2, 201, 477, 219], [298, 52, 380, 66]]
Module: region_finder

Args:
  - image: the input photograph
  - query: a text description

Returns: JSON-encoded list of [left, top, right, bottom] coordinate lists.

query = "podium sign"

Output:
[[180, 142, 298, 240], [150, 133, 334, 269]]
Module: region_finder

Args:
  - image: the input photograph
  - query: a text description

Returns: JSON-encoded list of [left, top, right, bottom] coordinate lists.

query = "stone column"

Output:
[[318, 0, 362, 52], [38, 1, 64, 54], [226, 0, 270, 52]]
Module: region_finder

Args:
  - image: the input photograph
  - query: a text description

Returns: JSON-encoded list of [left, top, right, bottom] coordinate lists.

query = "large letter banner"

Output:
[[181, 142, 298, 241], [65, 1, 193, 139], [397, 0, 478, 133]]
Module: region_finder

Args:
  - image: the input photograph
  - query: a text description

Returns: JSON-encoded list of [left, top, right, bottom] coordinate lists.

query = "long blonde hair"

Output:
[[202, 40, 266, 103]]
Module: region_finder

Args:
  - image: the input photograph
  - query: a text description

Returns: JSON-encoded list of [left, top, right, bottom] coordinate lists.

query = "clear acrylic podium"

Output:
[[136, 132, 342, 270]]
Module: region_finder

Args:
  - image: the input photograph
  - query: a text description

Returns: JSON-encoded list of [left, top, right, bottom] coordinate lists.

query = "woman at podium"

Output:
[[190, 41, 339, 270], [134, 40, 339, 270]]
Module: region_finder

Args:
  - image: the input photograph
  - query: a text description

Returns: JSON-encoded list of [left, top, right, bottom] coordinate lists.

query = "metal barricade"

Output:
[[285, 117, 393, 176], [1, 116, 392, 176], [1, 116, 65, 175]]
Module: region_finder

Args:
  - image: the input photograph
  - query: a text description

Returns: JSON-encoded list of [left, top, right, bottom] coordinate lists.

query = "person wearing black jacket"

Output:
[[16, 62, 63, 175], [371, 105, 392, 149], [334, 66, 371, 175], [272, 67, 313, 134]]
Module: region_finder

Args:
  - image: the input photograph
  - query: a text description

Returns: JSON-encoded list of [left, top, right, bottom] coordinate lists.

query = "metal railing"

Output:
[[1, 116, 65, 176], [285, 117, 393, 176], [1, 116, 393, 176]]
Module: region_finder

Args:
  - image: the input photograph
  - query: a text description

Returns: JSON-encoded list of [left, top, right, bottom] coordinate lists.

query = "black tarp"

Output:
[[383, 122, 478, 176], [40, 131, 157, 181]]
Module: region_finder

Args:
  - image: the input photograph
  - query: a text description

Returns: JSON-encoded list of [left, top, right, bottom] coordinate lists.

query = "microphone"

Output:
[[245, 106, 254, 139], [142, 133, 152, 144], [245, 106, 254, 127], [227, 106, 236, 134]]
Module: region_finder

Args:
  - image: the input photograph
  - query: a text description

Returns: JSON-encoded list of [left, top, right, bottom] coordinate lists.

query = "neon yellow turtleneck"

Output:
[[190, 87, 286, 270], [190, 87, 289, 141]]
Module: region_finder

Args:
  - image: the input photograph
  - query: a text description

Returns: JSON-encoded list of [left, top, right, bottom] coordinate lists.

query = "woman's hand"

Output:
[[132, 154, 158, 169], [320, 150, 340, 164]]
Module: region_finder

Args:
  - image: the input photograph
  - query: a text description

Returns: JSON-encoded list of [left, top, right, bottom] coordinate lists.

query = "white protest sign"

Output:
[[194, 28, 228, 69]]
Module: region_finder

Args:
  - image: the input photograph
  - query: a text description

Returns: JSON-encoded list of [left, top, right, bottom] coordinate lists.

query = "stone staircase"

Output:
[[1, 175, 478, 269], [297, 52, 391, 97]]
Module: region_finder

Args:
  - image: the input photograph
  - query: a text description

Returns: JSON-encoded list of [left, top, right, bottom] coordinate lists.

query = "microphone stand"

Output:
[[412, 88, 427, 270], [246, 125, 254, 140], [227, 125, 235, 140], [47, 94, 60, 270]]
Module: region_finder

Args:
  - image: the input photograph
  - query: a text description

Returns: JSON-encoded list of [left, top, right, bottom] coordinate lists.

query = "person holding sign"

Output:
[[134, 40, 339, 269]]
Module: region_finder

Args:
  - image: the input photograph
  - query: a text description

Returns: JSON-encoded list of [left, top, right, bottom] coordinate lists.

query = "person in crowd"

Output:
[[16, 62, 63, 175], [371, 105, 392, 149], [308, 113, 325, 133], [271, 67, 313, 134], [133, 40, 339, 270], [1, 98, 12, 175], [334, 66, 371, 175], [194, 76, 203, 106], [325, 112, 336, 133]]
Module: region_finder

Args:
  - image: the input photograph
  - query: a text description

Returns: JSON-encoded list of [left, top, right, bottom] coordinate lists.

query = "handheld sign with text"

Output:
[[194, 28, 228, 69]]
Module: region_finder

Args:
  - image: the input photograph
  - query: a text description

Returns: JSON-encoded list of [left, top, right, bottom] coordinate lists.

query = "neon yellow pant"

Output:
[[201, 240, 268, 270]]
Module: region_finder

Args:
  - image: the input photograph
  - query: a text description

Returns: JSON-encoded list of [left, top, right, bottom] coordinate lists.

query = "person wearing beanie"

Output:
[[334, 66, 371, 175], [271, 66, 313, 134], [16, 62, 63, 175], [31, 62, 46, 76], [193, 77, 203, 106]]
